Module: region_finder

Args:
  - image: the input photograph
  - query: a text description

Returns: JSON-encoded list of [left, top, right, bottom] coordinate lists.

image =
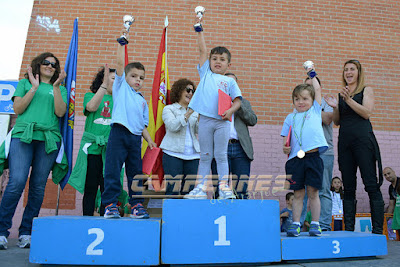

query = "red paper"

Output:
[[218, 89, 232, 121], [142, 147, 161, 175], [285, 126, 292, 158], [285, 126, 292, 147]]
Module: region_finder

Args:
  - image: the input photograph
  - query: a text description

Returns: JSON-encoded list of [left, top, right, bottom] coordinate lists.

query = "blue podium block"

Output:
[[281, 231, 387, 260], [161, 199, 281, 264], [29, 216, 160, 265]]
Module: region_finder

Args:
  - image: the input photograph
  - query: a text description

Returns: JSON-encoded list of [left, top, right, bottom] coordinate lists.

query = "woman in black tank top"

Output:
[[325, 59, 384, 234]]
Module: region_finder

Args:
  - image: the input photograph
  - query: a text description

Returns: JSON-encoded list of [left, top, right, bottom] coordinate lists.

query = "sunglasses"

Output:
[[186, 87, 195, 94], [42, 59, 57, 68]]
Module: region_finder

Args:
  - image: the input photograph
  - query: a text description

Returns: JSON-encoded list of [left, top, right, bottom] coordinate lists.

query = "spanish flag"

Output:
[[141, 17, 170, 190]]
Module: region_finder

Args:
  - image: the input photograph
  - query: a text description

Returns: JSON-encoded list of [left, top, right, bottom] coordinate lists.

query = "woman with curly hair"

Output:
[[160, 78, 200, 195], [0, 52, 67, 249], [68, 65, 116, 216]]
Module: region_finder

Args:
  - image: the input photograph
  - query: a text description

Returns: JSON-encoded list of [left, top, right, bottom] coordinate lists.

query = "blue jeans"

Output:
[[211, 141, 251, 199], [300, 154, 334, 230], [162, 153, 199, 195], [0, 138, 60, 237], [102, 124, 143, 207]]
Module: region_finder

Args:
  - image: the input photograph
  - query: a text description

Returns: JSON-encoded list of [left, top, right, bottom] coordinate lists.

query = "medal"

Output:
[[297, 150, 305, 159]]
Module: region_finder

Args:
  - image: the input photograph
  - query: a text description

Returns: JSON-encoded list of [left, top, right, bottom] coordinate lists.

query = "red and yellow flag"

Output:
[[141, 18, 170, 190]]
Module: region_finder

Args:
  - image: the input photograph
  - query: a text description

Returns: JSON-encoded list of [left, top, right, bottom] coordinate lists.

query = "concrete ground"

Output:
[[0, 239, 399, 267]]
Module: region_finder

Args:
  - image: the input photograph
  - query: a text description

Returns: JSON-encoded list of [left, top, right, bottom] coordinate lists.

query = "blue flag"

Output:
[[59, 18, 78, 189]]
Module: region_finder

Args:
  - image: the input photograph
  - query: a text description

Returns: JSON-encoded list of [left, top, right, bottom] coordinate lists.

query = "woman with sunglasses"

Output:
[[0, 52, 67, 250], [325, 59, 384, 234], [160, 78, 200, 195], [68, 65, 121, 216]]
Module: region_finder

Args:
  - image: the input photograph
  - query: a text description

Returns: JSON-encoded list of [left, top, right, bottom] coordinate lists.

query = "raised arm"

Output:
[[53, 70, 67, 117], [324, 95, 340, 126], [116, 30, 127, 76], [197, 31, 207, 67], [13, 67, 39, 115], [86, 65, 112, 112]]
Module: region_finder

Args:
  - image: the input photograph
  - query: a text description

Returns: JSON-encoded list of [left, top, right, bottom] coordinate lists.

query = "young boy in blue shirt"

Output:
[[102, 29, 156, 219], [281, 65, 328, 236], [280, 192, 294, 232], [184, 14, 242, 199]]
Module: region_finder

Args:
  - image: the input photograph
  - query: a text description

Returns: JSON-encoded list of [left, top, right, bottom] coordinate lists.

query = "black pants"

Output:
[[83, 154, 104, 216], [338, 137, 383, 202]]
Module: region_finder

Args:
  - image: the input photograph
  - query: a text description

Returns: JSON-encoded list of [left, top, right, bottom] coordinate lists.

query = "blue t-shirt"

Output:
[[111, 72, 149, 135], [281, 100, 328, 161], [188, 59, 242, 119], [280, 208, 293, 232]]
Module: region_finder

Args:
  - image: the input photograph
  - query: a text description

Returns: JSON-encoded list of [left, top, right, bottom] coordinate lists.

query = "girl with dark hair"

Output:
[[0, 52, 67, 250], [330, 177, 344, 230], [326, 59, 384, 234], [68, 65, 117, 216], [160, 78, 200, 196]]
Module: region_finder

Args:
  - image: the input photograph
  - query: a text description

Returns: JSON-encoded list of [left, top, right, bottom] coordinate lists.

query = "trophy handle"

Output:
[[117, 35, 129, 46]]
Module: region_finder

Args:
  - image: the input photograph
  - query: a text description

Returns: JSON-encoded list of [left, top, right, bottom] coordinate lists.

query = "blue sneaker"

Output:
[[309, 223, 322, 236], [287, 223, 301, 237], [104, 203, 121, 219], [130, 203, 150, 219]]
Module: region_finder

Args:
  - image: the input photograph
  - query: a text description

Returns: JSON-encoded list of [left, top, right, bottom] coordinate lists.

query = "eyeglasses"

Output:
[[186, 87, 195, 94], [42, 59, 57, 68]]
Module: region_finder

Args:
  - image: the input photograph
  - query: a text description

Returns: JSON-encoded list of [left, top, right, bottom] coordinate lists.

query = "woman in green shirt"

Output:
[[0, 52, 67, 250], [68, 66, 115, 216]]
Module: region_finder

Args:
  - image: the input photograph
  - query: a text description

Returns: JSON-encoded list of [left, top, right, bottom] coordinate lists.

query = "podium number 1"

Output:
[[214, 216, 231, 246], [86, 228, 104, 256]]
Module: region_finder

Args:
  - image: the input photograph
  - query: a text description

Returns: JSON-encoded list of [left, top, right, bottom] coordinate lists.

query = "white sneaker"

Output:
[[0, 236, 7, 250], [184, 186, 207, 199], [18, 235, 31, 248], [218, 183, 236, 199]]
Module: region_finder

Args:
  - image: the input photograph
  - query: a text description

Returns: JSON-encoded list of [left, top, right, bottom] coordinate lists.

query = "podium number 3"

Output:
[[214, 216, 231, 246], [332, 240, 340, 254], [86, 228, 104, 255]]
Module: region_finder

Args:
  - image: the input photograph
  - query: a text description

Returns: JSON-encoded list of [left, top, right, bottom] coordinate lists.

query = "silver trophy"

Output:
[[193, 6, 205, 32], [303, 60, 314, 70], [117, 15, 135, 46]]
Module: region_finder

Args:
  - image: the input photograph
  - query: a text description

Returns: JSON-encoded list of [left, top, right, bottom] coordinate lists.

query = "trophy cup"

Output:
[[193, 6, 205, 32], [117, 15, 135, 46], [303, 60, 317, 79], [303, 60, 314, 71]]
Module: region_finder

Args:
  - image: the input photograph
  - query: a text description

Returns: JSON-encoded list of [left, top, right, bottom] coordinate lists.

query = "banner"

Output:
[[59, 18, 78, 189]]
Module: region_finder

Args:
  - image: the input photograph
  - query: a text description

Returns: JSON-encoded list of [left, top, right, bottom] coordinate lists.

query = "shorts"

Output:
[[285, 151, 324, 191]]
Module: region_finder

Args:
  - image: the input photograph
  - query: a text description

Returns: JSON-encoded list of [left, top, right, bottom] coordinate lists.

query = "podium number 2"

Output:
[[332, 240, 340, 254], [214, 216, 231, 246], [86, 228, 104, 256]]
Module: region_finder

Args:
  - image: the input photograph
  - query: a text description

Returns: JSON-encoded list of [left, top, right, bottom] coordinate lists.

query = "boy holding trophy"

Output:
[[102, 16, 156, 219], [185, 7, 242, 199]]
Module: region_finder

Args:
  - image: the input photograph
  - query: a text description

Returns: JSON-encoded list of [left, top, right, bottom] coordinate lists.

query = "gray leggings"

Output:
[[197, 115, 230, 186]]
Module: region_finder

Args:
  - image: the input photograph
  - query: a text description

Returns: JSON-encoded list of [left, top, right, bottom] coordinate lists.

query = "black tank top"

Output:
[[338, 88, 373, 141]]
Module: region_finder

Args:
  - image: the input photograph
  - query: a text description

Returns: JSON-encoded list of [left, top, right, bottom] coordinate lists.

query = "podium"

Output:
[[161, 199, 281, 264], [29, 216, 160, 265], [281, 231, 387, 260]]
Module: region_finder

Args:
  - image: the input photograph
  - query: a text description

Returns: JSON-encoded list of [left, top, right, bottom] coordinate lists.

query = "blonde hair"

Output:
[[341, 59, 366, 96]]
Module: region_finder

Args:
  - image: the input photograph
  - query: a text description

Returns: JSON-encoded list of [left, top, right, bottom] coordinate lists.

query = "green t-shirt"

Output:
[[12, 79, 67, 142], [83, 92, 113, 154]]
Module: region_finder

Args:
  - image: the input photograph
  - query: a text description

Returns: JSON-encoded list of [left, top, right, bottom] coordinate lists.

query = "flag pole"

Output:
[[164, 16, 168, 89]]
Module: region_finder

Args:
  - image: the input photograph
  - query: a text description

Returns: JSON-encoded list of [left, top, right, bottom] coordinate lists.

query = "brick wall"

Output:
[[5, 0, 400, 237]]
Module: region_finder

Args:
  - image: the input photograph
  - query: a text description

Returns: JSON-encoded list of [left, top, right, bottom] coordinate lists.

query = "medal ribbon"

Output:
[[292, 110, 308, 149]]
